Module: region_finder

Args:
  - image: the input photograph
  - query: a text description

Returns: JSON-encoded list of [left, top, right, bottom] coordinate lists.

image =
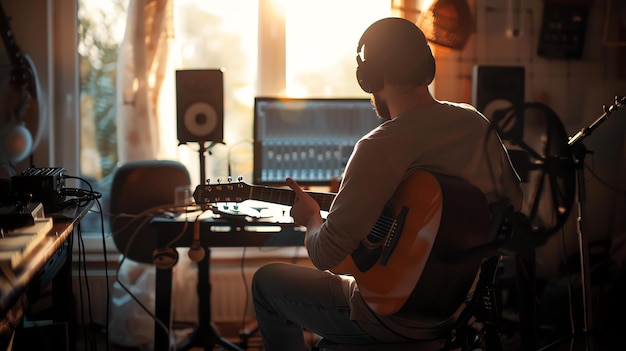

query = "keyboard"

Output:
[[0, 218, 53, 270]]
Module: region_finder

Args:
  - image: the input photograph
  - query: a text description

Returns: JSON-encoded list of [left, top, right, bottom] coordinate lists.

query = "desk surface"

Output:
[[0, 202, 92, 330], [152, 214, 306, 248]]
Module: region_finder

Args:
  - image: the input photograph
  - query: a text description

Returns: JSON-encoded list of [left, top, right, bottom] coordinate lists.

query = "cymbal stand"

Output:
[[178, 141, 244, 351], [539, 96, 625, 351]]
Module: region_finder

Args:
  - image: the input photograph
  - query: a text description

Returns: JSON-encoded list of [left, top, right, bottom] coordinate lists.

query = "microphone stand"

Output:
[[539, 96, 625, 351]]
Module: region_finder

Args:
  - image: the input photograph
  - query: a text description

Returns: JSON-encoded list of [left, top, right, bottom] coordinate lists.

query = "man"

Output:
[[252, 17, 523, 350]]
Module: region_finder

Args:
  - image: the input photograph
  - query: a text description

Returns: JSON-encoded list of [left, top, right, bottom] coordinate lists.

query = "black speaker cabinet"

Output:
[[471, 65, 525, 115], [176, 69, 224, 143], [471, 65, 525, 141]]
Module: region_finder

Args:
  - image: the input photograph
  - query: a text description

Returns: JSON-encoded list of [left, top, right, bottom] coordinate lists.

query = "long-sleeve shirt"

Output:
[[304, 100, 523, 340]]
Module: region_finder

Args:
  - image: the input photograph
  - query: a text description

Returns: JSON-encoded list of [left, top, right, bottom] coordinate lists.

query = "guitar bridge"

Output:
[[379, 206, 408, 266], [350, 206, 409, 272]]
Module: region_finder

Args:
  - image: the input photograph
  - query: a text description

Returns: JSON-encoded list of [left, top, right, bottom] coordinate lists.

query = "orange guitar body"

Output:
[[331, 171, 444, 315], [332, 170, 490, 319]]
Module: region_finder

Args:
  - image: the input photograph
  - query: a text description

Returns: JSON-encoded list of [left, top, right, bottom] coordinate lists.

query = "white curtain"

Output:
[[116, 0, 173, 164]]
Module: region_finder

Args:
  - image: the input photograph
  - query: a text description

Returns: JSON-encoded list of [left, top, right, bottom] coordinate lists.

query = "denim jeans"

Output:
[[251, 262, 378, 351]]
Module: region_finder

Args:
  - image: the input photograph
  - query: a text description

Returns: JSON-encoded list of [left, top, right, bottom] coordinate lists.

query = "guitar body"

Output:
[[332, 170, 490, 319], [331, 171, 443, 315], [193, 170, 491, 320]]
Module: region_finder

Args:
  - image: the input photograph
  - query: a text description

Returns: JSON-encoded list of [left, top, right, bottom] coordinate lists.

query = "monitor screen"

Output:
[[253, 97, 381, 186]]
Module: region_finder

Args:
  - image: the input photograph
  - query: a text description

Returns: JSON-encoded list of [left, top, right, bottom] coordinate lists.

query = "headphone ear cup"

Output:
[[356, 65, 371, 93], [152, 247, 179, 270], [356, 62, 383, 94], [423, 46, 436, 85]]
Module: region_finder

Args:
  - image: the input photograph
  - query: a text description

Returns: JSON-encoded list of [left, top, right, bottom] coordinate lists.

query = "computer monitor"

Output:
[[253, 97, 381, 186]]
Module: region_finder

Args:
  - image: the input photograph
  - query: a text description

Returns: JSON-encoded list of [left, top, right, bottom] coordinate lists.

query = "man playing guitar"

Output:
[[251, 17, 523, 351]]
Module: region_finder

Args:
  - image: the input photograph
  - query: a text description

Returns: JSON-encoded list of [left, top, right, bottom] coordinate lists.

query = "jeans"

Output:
[[252, 262, 378, 351]]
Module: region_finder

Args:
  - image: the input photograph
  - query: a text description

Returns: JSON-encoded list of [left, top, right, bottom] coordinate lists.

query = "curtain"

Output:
[[116, 0, 173, 164]]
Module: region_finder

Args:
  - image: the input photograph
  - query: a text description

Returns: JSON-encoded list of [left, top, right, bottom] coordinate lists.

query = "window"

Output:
[[78, 0, 391, 234]]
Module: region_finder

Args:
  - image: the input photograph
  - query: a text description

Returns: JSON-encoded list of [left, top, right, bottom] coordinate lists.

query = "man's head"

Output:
[[356, 17, 435, 94]]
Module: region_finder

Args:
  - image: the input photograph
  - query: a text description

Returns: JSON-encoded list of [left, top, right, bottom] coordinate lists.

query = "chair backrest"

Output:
[[109, 159, 191, 263]]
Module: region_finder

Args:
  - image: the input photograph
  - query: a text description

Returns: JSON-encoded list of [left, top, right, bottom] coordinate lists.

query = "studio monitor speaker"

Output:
[[176, 69, 224, 143], [471, 65, 525, 121]]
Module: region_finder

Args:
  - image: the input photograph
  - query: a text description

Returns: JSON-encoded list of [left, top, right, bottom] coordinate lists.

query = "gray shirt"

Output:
[[304, 100, 523, 340]]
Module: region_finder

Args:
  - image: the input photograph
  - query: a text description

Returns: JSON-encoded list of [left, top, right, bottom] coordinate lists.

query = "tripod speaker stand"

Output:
[[176, 140, 245, 351]]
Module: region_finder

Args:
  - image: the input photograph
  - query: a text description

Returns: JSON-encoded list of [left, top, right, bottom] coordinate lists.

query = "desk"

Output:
[[0, 202, 92, 351], [151, 215, 305, 351]]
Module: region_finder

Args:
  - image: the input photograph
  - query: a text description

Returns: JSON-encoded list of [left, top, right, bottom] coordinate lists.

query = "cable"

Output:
[[239, 247, 249, 333], [65, 175, 109, 351], [111, 204, 195, 341], [94, 198, 110, 351], [77, 222, 98, 350], [584, 162, 626, 196]]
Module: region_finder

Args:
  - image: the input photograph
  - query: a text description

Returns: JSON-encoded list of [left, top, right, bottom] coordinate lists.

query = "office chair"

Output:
[[108, 159, 199, 349], [109, 159, 191, 264]]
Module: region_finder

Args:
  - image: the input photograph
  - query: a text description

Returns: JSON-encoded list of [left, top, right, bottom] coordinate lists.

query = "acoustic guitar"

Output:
[[193, 170, 491, 319]]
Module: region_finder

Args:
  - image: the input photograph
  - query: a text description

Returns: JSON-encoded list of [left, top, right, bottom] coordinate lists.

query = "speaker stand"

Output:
[[178, 141, 244, 351], [178, 247, 245, 351]]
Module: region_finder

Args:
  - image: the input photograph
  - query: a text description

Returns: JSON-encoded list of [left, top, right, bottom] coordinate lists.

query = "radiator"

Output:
[[72, 244, 309, 346], [72, 260, 260, 328]]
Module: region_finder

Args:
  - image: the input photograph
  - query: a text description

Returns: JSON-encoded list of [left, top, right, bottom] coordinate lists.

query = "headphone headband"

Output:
[[356, 17, 436, 93]]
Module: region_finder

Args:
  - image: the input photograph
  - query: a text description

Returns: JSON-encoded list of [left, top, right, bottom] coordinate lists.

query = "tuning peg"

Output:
[[227, 176, 233, 183], [217, 178, 222, 184], [237, 176, 243, 182]]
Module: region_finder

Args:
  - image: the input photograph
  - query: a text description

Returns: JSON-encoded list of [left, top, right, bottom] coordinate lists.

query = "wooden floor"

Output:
[[77, 321, 265, 351]]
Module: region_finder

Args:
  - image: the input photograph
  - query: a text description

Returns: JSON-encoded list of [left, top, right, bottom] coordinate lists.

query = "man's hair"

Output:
[[356, 17, 436, 93]]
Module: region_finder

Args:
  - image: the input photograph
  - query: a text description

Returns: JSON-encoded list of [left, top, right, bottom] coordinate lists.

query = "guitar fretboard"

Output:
[[251, 187, 335, 211]]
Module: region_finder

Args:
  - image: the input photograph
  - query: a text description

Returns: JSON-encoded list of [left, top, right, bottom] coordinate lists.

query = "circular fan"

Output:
[[492, 102, 576, 237]]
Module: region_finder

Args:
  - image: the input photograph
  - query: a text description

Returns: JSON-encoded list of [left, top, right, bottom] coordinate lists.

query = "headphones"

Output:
[[152, 247, 179, 270], [356, 17, 436, 94], [152, 211, 206, 269]]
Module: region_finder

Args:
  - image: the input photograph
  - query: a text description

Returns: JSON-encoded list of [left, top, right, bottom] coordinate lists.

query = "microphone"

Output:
[[188, 215, 205, 262]]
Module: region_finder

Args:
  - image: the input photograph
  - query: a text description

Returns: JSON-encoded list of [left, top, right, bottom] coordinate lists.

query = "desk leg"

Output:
[[155, 266, 173, 351], [52, 234, 75, 351]]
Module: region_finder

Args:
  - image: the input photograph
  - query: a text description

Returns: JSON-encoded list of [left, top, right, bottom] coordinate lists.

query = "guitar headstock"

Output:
[[193, 180, 252, 205]]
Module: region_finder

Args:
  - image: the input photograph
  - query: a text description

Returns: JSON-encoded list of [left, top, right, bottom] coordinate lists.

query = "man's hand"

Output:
[[286, 177, 323, 228]]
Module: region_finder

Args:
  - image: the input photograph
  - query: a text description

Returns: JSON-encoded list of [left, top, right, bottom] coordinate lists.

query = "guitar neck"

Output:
[[250, 186, 335, 211]]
